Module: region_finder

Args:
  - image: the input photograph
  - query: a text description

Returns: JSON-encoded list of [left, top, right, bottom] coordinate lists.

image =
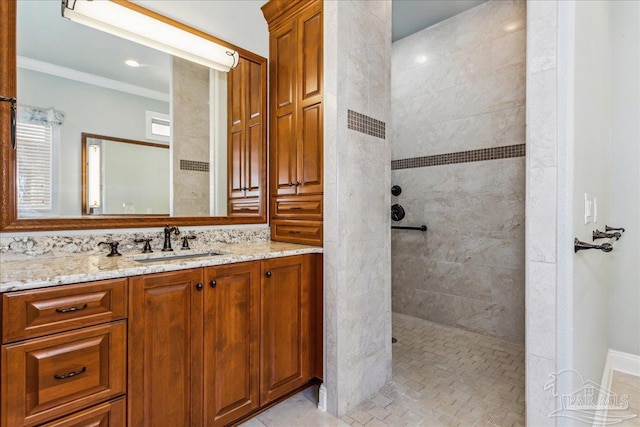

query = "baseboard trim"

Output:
[[609, 349, 640, 377]]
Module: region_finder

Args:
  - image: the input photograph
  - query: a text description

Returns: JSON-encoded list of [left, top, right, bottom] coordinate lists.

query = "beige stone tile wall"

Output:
[[390, 0, 526, 344], [172, 57, 211, 216]]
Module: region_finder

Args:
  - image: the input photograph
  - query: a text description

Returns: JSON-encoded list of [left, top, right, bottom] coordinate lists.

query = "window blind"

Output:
[[17, 122, 53, 211]]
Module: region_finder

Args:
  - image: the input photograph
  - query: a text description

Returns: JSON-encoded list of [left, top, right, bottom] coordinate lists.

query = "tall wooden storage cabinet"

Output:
[[228, 55, 267, 217], [263, 0, 324, 246]]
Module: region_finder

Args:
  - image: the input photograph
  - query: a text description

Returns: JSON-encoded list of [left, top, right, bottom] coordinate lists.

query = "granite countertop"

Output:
[[0, 241, 322, 293]]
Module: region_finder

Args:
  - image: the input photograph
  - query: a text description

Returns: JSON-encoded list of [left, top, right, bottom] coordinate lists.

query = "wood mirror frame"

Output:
[[0, 0, 267, 232]]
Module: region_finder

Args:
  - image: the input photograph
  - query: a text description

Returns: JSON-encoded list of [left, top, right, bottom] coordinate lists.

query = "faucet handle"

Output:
[[181, 235, 196, 250], [134, 238, 153, 253], [98, 241, 122, 257]]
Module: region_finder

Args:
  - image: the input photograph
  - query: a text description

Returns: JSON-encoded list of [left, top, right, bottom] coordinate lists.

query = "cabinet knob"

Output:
[[210, 280, 217, 288], [295, 181, 301, 186], [196, 283, 203, 291], [265, 271, 272, 278], [288, 182, 295, 187]]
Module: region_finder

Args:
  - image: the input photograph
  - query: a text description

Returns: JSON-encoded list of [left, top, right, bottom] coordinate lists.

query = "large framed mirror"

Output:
[[0, 0, 267, 232]]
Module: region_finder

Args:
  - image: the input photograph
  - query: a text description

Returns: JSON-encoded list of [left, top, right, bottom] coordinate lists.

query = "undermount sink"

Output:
[[129, 249, 224, 263]]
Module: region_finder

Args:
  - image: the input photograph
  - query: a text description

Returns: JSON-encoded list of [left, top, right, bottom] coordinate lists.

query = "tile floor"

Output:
[[608, 371, 640, 426], [242, 312, 525, 427]]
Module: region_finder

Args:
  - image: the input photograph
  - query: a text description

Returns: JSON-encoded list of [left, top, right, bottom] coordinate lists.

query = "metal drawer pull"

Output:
[[56, 303, 88, 313], [54, 366, 87, 380], [288, 231, 301, 234], [289, 207, 302, 210]]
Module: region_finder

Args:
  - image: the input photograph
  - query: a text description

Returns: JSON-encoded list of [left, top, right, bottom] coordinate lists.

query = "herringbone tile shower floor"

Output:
[[241, 312, 525, 427], [340, 313, 525, 427]]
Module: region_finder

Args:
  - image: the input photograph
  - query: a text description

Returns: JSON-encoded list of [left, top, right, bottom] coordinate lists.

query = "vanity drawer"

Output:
[[273, 195, 322, 219], [1, 321, 127, 427], [271, 220, 323, 246], [229, 198, 260, 215], [40, 398, 126, 427], [2, 278, 127, 344]]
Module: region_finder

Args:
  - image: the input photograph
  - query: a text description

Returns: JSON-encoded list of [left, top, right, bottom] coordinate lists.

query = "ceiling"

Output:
[[18, 0, 488, 92], [392, 0, 488, 42], [18, 0, 171, 93]]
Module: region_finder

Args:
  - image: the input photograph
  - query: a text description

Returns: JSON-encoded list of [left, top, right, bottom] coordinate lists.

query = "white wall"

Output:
[[608, 1, 640, 356], [17, 69, 169, 217], [569, 0, 612, 388], [102, 140, 170, 215]]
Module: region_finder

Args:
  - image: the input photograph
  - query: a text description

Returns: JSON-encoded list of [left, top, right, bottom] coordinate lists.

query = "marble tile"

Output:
[[528, 69, 558, 168], [492, 106, 526, 147], [526, 261, 557, 360], [245, 393, 349, 427], [172, 57, 211, 216], [492, 29, 527, 74], [526, 354, 557, 426], [527, 0, 557, 74], [340, 312, 525, 426], [392, 288, 459, 327], [527, 167, 558, 263], [324, 0, 392, 417]]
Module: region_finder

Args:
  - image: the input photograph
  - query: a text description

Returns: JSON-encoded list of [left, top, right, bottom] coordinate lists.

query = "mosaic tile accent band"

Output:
[[180, 159, 210, 172], [347, 109, 386, 139], [391, 144, 525, 170]]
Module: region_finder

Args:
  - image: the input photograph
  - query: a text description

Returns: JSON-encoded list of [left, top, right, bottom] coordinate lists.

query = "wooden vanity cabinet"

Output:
[[263, 0, 324, 246], [203, 262, 260, 426], [128, 269, 204, 427], [0, 279, 128, 427], [260, 255, 312, 404], [128, 255, 320, 426]]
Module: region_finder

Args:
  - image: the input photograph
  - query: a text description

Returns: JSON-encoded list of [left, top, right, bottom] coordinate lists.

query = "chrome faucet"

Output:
[[162, 225, 180, 252]]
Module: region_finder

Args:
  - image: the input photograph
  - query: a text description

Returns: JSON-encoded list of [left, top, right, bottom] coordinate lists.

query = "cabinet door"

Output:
[[270, 20, 299, 197], [128, 269, 204, 427], [296, 5, 323, 195], [203, 262, 260, 426], [260, 255, 311, 403], [245, 59, 265, 200], [229, 59, 247, 201]]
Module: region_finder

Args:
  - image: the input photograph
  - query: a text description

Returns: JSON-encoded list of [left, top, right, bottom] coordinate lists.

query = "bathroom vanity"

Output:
[[0, 0, 326, 425], [1, 242, 323, 427]]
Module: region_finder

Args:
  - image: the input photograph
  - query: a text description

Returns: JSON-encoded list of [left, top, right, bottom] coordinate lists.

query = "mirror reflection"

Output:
[[81, 133, 170, 215], [15, 0, 262, 219]]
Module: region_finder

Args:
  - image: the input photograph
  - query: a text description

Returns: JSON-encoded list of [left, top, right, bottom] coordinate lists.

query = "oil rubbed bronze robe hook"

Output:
[[574, 238, 613, 253], [593, 229, 621, 241], [605, 225, 626, 233]]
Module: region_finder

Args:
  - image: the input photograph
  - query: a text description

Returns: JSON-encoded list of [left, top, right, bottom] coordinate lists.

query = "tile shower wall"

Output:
[[390, 0, 526, 343], [324, 0, 392, 417], [172, 57, 211, 216]]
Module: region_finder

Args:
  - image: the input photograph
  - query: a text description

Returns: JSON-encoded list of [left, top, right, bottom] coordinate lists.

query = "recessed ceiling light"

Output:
[[415, 55, 428, 65], [125, 59, 140, 68]]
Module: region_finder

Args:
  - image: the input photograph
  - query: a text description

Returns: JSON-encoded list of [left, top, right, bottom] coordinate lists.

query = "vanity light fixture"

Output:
[[61, 0, 240, 72], [87, 144, 101, 208]]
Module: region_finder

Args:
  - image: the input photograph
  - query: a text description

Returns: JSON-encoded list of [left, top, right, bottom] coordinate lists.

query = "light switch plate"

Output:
[[584, 193, 592, 224]]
